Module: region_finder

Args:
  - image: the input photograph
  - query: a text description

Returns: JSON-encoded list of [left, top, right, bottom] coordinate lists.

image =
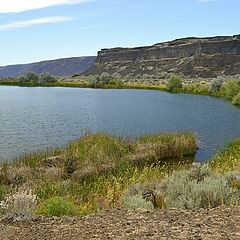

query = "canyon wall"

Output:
[[86, 35, 240, 78]]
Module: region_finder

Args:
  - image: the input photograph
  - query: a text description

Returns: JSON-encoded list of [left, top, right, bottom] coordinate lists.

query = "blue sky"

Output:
[[0, 0, 239, 66]]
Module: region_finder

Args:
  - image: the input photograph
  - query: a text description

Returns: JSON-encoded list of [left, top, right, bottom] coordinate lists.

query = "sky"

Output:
[[0, 0, 239, 66]]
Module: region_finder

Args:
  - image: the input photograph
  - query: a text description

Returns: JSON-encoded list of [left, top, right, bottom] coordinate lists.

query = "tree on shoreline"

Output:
[[167, 75, 183, 92], [18, 72, 56, 84]]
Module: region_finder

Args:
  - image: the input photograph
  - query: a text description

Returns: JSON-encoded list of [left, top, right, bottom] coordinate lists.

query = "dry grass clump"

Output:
[[63, 133, 133, 173], [0, 189, 37, 221], [0, 163, 32, 186], [131, 132, 196, 166]]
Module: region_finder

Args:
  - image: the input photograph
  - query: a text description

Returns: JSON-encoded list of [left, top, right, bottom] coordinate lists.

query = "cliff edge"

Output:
[[86, 35, 240, 78]]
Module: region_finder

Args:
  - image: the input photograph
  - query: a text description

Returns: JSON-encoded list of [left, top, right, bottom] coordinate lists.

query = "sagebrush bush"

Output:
[[123, 182, 164, 209], [123, 164, 240, 210], [187, 163, 211, 182], [0, 189, 37, 221], [158, 164, 240, 209], [37, 196, 78, 217], [123, 193, 154, 210]]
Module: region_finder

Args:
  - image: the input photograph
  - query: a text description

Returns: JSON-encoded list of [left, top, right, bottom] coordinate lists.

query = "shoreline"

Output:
[[0, 79, 226, 96], [1, 80, 236, 107], [0, 81, 168, 91]]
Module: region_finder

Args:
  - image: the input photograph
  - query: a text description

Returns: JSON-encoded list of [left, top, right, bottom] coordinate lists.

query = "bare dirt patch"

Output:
[[1, 207, 240, 239]]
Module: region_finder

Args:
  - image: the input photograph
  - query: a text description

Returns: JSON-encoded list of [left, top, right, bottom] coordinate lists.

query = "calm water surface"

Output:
[[0, 86, 240, 162]]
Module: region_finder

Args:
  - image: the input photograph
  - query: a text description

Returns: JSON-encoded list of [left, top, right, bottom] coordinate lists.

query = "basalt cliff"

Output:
[[85, 35, 240, 78]]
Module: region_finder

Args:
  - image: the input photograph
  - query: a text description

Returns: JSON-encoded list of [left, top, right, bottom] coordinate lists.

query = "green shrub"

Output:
[[26, 72, 39, 82], [183, 83, 209, 95], [222, 80, 240, 100], [40, 73, 56, 83], [100, 72, 112, 84], [17, 72, 56, 85], [37, 197, 78, 217], [167, 75, 182, 92], [232, 92, 240, 105], [209, 78, 224, 93]]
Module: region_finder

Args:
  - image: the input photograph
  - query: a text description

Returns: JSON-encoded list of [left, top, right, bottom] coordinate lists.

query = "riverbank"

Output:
[[0, 80, 167, 91]]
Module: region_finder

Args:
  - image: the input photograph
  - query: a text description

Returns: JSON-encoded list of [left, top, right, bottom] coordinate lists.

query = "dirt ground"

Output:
[[1, 207, 240, 240]]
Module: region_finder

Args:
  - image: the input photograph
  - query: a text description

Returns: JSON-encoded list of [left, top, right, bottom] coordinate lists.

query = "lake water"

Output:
[[0, 86, 240, 162]]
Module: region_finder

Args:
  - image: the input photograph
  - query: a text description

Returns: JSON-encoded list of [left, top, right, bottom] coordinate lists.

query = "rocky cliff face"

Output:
[[86, 35, 240, 78]]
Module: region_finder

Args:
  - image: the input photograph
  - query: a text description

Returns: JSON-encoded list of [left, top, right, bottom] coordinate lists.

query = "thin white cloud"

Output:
[[0, 0, 91, 13], [0, 16, 73, 30]]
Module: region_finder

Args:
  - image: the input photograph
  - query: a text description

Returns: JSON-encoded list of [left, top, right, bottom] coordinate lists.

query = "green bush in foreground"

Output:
[[37, 197, 78, 217]]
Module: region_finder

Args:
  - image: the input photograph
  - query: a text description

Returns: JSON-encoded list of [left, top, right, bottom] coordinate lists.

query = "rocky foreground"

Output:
[[1, 208, 240, 240]]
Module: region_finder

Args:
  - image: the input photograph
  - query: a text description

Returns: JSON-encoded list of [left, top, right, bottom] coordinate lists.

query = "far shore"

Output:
[[0, 78, 237, 105]]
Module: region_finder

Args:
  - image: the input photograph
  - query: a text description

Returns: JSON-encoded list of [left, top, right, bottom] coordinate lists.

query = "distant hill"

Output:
[[0, 56, 96, 77], [85, 34, 240, 78]]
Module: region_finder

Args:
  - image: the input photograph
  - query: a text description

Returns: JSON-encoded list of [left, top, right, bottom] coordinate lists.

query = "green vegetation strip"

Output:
[[1, 72, 240, 106]]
